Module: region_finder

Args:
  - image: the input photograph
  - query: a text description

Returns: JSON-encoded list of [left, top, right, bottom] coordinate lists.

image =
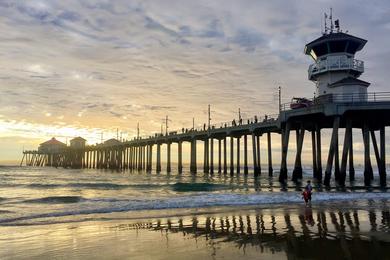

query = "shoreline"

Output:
[[1, 197, 389, 227], [1, 200, 389, 260]]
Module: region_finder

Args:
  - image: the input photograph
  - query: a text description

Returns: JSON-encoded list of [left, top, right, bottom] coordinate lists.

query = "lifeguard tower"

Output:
[[305, 10, 369, 101]]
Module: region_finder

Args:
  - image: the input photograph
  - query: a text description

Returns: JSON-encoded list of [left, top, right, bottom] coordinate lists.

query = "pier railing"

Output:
[[308, 56, 364, 79], [281, 92, 390, 111], [132, 114, 279, 141]]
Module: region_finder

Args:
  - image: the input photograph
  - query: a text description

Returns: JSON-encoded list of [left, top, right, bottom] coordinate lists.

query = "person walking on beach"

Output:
[[302, 180, 313, 205]]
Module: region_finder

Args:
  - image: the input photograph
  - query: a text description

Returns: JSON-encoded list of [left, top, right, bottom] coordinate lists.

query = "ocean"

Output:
[[0, 166, 390, 259]]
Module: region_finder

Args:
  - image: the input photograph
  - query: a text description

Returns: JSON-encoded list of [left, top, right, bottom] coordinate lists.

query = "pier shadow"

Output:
[[112, 205, 390, 259]]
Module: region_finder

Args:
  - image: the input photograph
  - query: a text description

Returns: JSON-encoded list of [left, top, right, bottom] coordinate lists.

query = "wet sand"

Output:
[[1, 200, 390, 260]]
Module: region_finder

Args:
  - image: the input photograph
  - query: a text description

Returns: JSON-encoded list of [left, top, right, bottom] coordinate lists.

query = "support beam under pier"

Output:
[[156, 144, 161, 172], [340, 120, 352, 186], [223, 137, 227, 174], [252, 133, 258, 177], [267, 132, 273, 176], [167, 142, 171, 173], [292, 127, 305, 182], [380, 127, 387, 186], [316, 125, 323, 182], [236, 136, 240, 174], [203, 139, 209, 173], [244, 135, 248, 174], [210, 138, 214, 174], [190, 139, 197, 173], [218, 139, 222, 173], [279, 122, 291, 183], [311, 130, 317, 179], [324, 117, 340, 186], [256, 135, 261, 175], [230, 137, 234, 176], [371, 128, 387, 186], [363, 123, 373, 186], [178, 141, 183, 173]]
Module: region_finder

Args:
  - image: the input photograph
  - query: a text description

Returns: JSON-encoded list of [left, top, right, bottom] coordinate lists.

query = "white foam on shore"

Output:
[[1, 191, 390, 225]]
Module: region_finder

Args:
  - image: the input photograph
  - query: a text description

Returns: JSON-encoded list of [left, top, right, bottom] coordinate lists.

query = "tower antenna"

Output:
[[324, 12, 328, 34], [330, 7, 333, 33]]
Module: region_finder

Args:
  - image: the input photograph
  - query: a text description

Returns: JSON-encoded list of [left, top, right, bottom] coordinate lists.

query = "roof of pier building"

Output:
[[328, 77, 370, 88], [70, 136, 87, 148], [103, 138, 122, 146], [70, 137, 86, 142], [39, 137, 66, 147], [304, 32, 367, 60], [38, 137, 67, 153]]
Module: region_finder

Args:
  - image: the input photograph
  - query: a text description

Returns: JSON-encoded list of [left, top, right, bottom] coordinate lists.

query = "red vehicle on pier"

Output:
[[290, 97, 313, 109]]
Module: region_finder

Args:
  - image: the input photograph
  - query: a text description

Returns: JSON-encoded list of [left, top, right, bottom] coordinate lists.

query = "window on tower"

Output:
[[329, 40, 347, 53]]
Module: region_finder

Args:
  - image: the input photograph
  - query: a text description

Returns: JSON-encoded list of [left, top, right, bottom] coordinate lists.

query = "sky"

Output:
[[0, 0, 390, 164]]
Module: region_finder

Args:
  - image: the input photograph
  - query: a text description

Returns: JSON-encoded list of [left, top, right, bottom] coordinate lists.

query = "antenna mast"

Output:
[[324, 12, 328, 34], [330, 8, 333, 33]]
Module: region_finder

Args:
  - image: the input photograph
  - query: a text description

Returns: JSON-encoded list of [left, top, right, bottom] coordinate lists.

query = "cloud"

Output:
[[230, 29, 266, 52], [0, 0, 390, 163]]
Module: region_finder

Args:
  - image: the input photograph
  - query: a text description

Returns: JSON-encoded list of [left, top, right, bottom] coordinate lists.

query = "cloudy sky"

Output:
[[0, 0, 389, 163]]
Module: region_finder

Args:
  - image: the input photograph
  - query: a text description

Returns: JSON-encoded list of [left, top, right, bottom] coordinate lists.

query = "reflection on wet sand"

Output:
[[113, 206, 390, 259]]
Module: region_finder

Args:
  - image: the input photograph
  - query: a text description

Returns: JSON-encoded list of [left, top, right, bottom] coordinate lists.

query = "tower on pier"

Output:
[[304, 10, 369, 99]]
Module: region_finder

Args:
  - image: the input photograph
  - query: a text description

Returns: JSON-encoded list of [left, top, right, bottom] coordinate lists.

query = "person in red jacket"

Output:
[[302, 180, 312, 205], [302, 189, 310, 205]]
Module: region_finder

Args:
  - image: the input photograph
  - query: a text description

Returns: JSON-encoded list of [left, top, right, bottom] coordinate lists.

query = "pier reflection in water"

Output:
[[112, 206, 390, 259]]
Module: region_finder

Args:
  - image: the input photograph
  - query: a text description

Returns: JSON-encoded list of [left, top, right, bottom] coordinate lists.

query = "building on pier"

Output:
[[305, 19, 368, 99], [103, 138, 122, 146], [38, 137, 66, 154], [70, 137, 86, 149]]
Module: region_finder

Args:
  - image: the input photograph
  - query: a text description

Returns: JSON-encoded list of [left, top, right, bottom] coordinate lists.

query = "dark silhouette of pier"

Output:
[[21, 92, 390, 187], [110, 206, 390, 259]]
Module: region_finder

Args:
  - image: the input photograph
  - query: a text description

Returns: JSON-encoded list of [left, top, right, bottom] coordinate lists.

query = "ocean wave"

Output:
[[172, 182, 227, 192], [0, 182, 170, 190], [22, 196, 84, 204], [1, 191, 390, 225]]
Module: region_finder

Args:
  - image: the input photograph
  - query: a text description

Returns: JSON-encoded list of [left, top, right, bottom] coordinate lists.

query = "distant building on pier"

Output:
[[70, 137, 87, 149], [38, 137, 66, 154], [103, 138, 122, 146]]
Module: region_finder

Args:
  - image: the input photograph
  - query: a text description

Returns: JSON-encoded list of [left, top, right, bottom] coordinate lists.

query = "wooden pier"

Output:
[[21, 92, 390, 187]]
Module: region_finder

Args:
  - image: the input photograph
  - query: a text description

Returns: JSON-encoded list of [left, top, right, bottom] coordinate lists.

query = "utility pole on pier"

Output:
[[192, 117, 195, 130], [137, 123, 140, 139], [208, 105, 211, 130], [278, 86, 282, 113], [165, 115, 169, 135]]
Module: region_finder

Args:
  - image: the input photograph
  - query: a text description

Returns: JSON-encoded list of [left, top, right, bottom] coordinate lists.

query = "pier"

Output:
[[21, 92, 390, 187], [21, 18, 390, 187]]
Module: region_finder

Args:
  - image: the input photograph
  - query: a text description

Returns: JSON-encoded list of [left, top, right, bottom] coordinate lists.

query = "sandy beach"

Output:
[[1, 200, 390, 260]]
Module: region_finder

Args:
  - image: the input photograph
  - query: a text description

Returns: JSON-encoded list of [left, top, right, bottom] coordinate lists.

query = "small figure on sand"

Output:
[[302, 180, 312, 205]]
